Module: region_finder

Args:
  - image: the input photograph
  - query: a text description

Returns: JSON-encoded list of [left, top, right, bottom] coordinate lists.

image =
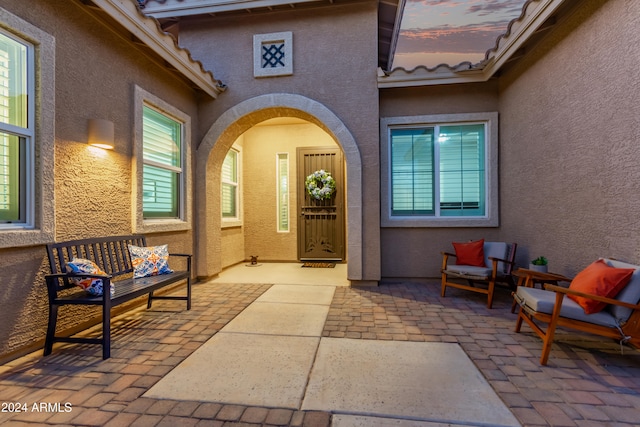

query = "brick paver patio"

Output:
[[1, 280, 639, 426]]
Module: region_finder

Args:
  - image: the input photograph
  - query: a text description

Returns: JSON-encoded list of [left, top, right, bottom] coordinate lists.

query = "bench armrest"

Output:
[[169, 253, 192, 272], [544, 283, 640, 311], [45, 272, 113, 302]]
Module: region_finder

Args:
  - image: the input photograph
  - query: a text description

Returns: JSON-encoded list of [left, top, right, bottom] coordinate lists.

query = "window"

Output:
[[142, 106, 183, 219], [0, 9, 55, 248], [133, 86, 191, 233], [381, 113, 498, 227], [276, 153, 289, 232], [0, 30, 30, 225], [222, 148, 240, 220]]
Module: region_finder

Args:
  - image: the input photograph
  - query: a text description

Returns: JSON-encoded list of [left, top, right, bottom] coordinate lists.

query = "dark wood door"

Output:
[[297, 147, 344, 261]]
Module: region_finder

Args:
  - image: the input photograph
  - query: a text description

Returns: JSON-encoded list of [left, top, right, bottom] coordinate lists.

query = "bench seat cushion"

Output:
[[515, 286, 618, 328]]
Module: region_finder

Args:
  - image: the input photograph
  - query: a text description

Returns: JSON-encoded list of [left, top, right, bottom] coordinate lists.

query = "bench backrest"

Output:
[[47, 235, 147, 284]]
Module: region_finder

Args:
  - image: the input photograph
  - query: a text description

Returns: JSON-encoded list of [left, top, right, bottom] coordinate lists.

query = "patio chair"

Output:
[[513, 258, 640, 365], [441, 240, 517, 309]]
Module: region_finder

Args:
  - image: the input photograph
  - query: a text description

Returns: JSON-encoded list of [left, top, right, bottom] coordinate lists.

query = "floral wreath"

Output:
[[305, 169, 336, 200]]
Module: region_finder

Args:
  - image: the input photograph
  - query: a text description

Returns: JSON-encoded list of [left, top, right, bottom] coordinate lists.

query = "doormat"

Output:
[[302, 262, 336, 268]]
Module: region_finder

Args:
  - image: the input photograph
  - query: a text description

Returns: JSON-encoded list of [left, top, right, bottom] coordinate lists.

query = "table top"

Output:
[[512, 268, 571, 283]]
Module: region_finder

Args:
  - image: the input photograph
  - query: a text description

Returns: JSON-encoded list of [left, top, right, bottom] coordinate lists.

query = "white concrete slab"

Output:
[[144, 333, 320, 409], [303, 339, 520, 427], [332, 415, 459, 427], [210, 262, 350, 286], [222, 301, 330, 336], [256, 284, 336, 305]]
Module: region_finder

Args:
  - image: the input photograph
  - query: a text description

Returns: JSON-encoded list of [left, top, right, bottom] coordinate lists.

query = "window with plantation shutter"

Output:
[[221, 148, 239, 220], [390, 128, 434, 215], [0, 30, 30, 225], [142, 105, 182, 219], [276, 153, 289, 232], [438, 124, 485, 216], [381, 113, 498, 227]]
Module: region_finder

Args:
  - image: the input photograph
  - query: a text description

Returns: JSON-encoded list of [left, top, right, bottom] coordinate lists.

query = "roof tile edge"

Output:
[[95, 0, 226, 98]]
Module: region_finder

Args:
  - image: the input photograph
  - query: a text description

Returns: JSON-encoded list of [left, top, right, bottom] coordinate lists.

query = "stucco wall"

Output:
[[379, 82, 500, 278], [183, 2, 380, 282], [498, 0, 640, 277], [0, 0, 200, 360]]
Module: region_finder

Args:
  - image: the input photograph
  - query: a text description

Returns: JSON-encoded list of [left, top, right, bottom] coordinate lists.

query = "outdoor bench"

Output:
[[44, 234, 191, 359]]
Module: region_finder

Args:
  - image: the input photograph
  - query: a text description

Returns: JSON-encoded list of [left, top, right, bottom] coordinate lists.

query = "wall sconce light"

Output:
[[88, 118, 114, 150]]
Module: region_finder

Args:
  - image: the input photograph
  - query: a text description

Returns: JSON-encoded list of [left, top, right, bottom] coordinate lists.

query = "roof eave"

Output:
[[141, 0, 323, 18], [91, 0, 224, 98], [378, 0, 406, 72]]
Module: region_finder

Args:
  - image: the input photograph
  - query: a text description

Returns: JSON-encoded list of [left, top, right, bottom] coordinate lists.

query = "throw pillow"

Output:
[[128, 244, 174, 278], [65, 258, 114, 297], [452, 239, 486, 267], [568, 259, 634, 314]]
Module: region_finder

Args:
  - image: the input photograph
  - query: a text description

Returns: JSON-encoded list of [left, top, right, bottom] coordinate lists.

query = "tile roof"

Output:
[[91, 0, 226, 98]]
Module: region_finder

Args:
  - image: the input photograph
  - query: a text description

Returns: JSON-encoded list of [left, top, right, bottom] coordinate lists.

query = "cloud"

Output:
[[404, 0, 524, 19], [396, 0, 526, 66], [466, 0, 524, 17], [396, 21, 509, 55]]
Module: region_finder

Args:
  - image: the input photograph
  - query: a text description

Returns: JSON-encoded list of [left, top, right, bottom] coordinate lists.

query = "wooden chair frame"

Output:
[[515, 284, 640, 365], [441, 242, 517, 309]]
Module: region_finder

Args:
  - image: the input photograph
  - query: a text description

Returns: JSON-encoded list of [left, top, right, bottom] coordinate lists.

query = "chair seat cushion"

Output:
[[515, 286, 618, 328], [445, 265, 493, 278], [604, 258, 640, 322], [483, 242, 509, 273]]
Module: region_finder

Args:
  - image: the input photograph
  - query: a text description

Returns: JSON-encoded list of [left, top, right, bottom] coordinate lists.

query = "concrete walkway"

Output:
[[0, 263, 639, 426], [145, 283, 519, 426]]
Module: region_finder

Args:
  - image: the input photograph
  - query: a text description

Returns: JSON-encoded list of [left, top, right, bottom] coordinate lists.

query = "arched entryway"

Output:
[[195, 93, 363, 282]]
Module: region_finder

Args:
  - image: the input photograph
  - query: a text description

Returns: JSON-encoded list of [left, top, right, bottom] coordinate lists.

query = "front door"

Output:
[[297, 147, 344, 261]]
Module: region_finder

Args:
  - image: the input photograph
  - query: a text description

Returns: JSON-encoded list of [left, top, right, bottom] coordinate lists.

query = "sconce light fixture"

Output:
[[88, 118, 114, 150]]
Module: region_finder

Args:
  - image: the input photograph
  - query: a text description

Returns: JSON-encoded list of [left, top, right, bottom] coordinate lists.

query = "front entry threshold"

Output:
[[348, 280, 379, 287]]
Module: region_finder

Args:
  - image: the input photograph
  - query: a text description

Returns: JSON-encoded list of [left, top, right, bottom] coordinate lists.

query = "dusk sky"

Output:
[[393, 0, 527, 70]]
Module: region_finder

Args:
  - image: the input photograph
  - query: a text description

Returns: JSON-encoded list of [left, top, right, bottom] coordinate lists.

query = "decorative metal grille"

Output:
[[262, 43, 285, 68]]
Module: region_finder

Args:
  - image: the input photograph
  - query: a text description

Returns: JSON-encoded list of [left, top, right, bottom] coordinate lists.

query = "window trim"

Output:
[[0, 7, 55, 248], [381, 112, 499, 228], [133, 85, 191, 233], [221, 145, 242, 228]]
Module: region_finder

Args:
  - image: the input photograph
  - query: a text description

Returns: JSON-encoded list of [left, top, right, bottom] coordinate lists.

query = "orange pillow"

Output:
[[568, 259, 634, 314], [452, 239, 485, 267]]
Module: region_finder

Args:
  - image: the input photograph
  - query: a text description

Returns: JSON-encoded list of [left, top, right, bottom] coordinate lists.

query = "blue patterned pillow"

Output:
[[128, 244, 174, 278], [65, 258, 114, 297]]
